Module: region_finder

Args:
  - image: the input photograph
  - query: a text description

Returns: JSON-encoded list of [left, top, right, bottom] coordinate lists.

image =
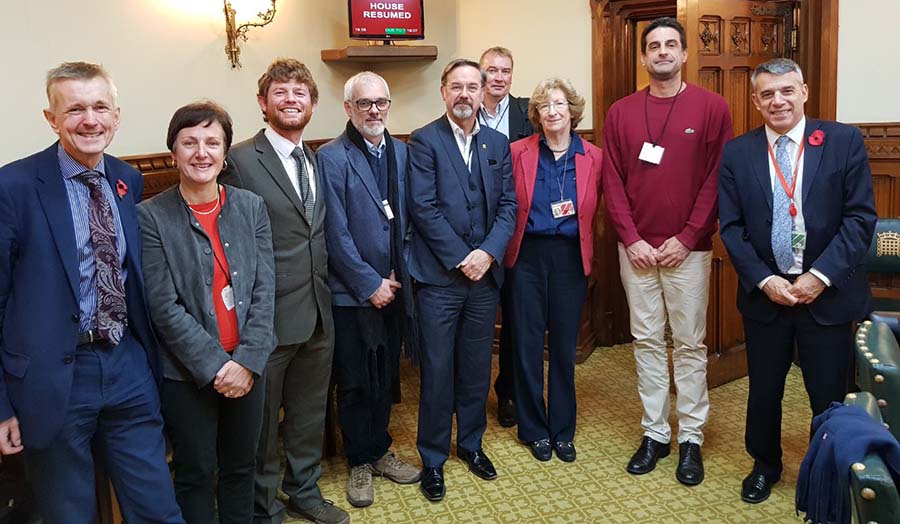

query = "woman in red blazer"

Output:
[[503, 78, 602, 462]]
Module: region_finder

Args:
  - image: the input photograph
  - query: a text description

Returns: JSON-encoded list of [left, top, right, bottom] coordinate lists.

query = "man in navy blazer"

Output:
[[407, 59, 517, 502], [0, 62, 181, 523], [318, 72, 422, 508], [718, 58, 877, 505]]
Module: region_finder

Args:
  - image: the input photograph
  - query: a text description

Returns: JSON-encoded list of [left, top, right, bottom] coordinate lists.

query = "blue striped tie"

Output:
[[771, 135, 795, 273]]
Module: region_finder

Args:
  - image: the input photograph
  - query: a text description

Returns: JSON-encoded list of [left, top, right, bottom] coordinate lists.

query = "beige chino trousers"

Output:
[[618, 244, 711, 446]]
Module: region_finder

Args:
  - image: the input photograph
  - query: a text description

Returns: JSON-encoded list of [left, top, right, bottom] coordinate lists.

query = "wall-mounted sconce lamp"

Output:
[[224, 0, 277, 69]]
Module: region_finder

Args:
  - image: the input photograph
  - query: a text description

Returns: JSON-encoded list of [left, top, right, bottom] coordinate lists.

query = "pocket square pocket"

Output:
[[488, 159, 497, 166]]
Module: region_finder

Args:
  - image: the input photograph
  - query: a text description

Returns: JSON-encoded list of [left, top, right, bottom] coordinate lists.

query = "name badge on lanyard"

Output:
[[551, 199, 575, 218], [639, 142, 665, 165]]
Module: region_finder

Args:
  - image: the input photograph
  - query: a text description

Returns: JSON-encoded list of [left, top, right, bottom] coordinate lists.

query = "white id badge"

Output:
[[221, 285, 235, 311], [639, 142, 665, 165], [551, 199, 576, 219], [382, 199, 395, 220]]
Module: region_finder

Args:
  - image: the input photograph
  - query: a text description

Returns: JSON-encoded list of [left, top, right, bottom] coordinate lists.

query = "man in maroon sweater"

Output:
[[602, 17, 733, 487]]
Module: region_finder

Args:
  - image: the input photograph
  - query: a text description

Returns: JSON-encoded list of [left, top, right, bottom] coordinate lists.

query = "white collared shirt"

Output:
[[366, 135, 386, 158], [758, 117, 831, 288], [264, 126, 316, 199], [446, 114, 480, 171], [479, 94, 510, 138]]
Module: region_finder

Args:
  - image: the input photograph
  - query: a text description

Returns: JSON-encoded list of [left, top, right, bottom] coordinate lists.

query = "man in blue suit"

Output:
[[318, 71, 422, 509], [407, 59, 517, 502], [718, 58, 877, 504], [0, 62, 182, 523]]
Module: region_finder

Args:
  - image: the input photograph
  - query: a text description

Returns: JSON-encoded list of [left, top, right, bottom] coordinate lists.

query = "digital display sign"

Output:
[[348, 0, 425, 40]]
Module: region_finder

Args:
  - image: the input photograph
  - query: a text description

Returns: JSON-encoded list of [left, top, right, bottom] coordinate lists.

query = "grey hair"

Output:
[[343, 71, 391, 102], [46, 61, 118, 106], [751, 58, 804, 88]]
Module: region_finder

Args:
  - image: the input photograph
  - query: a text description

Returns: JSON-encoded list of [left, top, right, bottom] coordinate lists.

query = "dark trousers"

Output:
[[509, 236, 587, 443], [744, 307, 852, 479], [254, 321, 334, 523], [416, 275, 500, 468], [332, 305, 401, 467], [494, 277, 516, 402], [161, 376, 265, 524], [25, 332, 182, 524]]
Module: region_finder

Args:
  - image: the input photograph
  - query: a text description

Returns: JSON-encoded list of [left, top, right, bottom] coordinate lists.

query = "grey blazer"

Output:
[[221, 130, 331, 346], [138, 185, 276, 386]]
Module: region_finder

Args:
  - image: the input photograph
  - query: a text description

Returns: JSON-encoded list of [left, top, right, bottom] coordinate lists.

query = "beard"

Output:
[[358, 119, 385, 138], [451, 104, 474, 120], [266, 107, 312, 132]]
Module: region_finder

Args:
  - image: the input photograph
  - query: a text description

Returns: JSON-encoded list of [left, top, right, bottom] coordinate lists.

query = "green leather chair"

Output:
[[844, 391, 900, 524], [868, 218, 900, 315], [856, 320, 900, 439]]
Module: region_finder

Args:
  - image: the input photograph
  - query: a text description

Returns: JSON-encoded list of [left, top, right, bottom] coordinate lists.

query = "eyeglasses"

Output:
[[444, 83, 482, 95], [354, 98, 391, 111], [538, 101, 570, 114]]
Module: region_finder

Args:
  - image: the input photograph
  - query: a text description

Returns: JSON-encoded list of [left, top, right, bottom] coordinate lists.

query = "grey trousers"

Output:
[[253, 321, 334, 524]]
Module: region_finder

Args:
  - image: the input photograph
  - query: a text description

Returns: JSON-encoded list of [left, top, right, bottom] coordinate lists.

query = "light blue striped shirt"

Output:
[[57, 145, 127, 332]]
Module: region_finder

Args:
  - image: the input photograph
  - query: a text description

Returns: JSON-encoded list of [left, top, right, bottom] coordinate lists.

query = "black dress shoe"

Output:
[[675, 442, 704, 486], [528, 438, 552, 461], [460, 449, 497, 480], [554, 441, 576, 462], [626, 436, 671, 475], [420, 467, 445, 502], [741, 471, 778, 504], [498, 398, 517, 427]]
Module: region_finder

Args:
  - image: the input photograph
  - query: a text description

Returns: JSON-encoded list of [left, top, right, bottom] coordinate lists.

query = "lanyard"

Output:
[[644, 83, 683, 146], [766, 137, 805, 217], [479, 102, 510, 131]]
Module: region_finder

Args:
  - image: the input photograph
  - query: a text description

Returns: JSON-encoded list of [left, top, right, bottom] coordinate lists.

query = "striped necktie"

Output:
[[291, 146, 314, 220]]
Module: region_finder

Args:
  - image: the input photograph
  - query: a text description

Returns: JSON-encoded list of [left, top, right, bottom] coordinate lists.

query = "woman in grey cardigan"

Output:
[[138, 101, 276, 524]]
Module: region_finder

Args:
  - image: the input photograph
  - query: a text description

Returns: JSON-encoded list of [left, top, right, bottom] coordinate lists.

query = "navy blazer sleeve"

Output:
[[718, 139, 775, 292], [476, 134, 516, 265], [808, 126, 877, 287], [0, 178, 17, 421], [319, 148, 383, 303]]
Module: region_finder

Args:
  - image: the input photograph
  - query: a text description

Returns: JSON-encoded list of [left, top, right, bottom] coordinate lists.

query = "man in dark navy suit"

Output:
[[407, 59, 517, 502], [718, 58, 877, 504], [0, 62, 182, 523]]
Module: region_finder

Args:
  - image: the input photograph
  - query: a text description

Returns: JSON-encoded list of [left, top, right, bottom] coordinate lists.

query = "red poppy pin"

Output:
[[116, 179, 128, 199], [808, 130, 825, 147]]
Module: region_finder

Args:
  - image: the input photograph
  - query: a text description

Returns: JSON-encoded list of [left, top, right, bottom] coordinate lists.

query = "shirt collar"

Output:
[[481, 94, 509, 119], [265, 125, 304, 159], [365, 136, 386, 157], [57, 143, 106, 180], [446, 114, 480, 141], [765, 116, 806, 148], [538, 131, 584, 155]]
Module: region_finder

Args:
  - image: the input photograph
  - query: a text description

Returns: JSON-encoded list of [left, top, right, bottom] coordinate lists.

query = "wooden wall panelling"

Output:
[[858, 123, 900, 301]]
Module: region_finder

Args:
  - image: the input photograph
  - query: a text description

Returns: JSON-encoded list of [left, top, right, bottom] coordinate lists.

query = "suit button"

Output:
[[206, 278, 212, 286], [204, 248, 212, 255], [63, 356, 74, 364], [209, 309, 215, 317], [232, 271, 238, 277], [224, 242, 230, 248], [238, 301, 244, 307], [383, 226, 389, 231], [469, 184, 477, 191], [71, 314, 79, 323]]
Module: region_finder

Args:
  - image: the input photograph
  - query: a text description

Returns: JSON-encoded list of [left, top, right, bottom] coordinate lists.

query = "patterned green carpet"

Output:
[[298, 344, 809, 523]]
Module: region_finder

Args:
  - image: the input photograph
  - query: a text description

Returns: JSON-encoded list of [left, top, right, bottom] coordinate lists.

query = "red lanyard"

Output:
[[766, 137, 805, 217]]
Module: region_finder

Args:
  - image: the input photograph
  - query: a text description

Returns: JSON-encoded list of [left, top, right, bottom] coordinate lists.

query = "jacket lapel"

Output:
[[35, 146, 79, 298], [476, 132, 493, 216], [103, 159, 141, 275], [344, 137, 386, 216], [437, 118, 473, 205], [801, 119, 824, 203], [254, 131, 308, 223], [520, 138, 540, 217], [574, 140, 592, 211], [750, 127, 773, 212]]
